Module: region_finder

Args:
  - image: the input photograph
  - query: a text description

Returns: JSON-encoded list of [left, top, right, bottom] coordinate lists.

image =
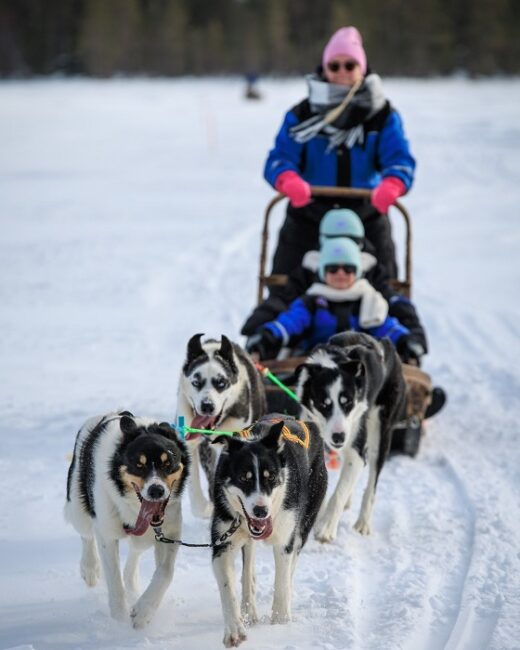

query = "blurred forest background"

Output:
[[1, 0, 519, 78]]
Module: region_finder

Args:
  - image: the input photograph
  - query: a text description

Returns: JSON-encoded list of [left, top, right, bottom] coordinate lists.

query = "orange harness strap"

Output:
[[239, 418, 310, 450]]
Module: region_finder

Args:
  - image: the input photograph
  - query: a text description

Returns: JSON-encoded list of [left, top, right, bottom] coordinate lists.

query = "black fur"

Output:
[[331, 331, 407, 479], [109, 419, 189, 500], [183, 333, 209, 375]]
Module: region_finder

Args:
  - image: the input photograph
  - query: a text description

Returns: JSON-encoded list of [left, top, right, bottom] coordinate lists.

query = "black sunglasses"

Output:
[[325, 264, 357, 275], [327, 61, 358, 73]]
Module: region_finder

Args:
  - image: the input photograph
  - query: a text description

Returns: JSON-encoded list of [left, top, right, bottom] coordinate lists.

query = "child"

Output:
[[247, 237, 423, 362]]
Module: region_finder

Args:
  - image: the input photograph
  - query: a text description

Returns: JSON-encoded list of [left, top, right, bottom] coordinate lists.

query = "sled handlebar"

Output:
[[257, 186, 412, 305]]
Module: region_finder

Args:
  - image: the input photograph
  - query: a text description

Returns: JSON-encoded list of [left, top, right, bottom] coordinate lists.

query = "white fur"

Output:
[[64, 414, 183, 628]]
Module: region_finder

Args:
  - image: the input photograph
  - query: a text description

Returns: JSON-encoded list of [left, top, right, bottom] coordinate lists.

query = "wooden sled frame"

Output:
[[257, 186, 412, 305]]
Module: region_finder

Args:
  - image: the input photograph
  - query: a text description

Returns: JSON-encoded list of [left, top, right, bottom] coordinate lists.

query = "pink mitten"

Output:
[[371, 177, 406, 214], [274, 170, 312, 208]]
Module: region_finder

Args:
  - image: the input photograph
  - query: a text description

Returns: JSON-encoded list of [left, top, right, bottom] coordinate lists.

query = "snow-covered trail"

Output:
[[1, 78, 519, 650]]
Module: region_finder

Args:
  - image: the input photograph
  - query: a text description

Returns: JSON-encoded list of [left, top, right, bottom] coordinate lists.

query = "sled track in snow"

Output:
[[293, 447, 482, 650]]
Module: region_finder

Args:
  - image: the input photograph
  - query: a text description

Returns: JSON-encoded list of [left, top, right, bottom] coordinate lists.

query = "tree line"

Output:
[[1, 0, 518, 78]]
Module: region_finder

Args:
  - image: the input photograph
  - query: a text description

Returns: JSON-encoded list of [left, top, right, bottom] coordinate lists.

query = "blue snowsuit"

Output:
[[264, 99, 415, 192], [264, 74, 416, 285], [264, 287, 409, 352]]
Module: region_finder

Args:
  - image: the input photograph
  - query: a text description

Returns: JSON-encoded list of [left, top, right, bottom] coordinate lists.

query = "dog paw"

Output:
[[241, 603, 259, 626], [353, 518, 371, 536], [130, 601, 154, 629], [223, 621, 247, 647], [80, 562, 100, 587], [271, 610, 291, 625], [314, 519, 338, 543]]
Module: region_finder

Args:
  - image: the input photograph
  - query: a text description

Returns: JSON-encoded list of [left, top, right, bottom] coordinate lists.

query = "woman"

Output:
[[265, 26, 415, 287]]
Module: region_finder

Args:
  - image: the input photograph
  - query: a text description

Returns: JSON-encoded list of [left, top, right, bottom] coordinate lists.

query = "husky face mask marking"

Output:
[[296, 361, 368, 450], [176, 333, 268, 521], [217, 424, 286, 540], [181, 334, 241, 431]]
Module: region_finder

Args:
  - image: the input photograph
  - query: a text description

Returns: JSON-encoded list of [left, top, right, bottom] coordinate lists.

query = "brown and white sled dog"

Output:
[[64, 411, 189, 627], [295, 332, 406, 541], [176, 334, 266, 518], [211, 416, 327, 647]]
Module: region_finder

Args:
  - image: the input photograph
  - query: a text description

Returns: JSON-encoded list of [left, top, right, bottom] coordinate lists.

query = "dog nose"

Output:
[[331, 432, 345, 446], [253, 505, 268, 519], [200, 400, 215, 415], [147, 484, 166, 500]]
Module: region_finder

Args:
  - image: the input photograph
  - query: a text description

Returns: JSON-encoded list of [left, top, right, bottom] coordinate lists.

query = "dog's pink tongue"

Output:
[[125, 499, 163, 536], [190, 414, 217, 430]]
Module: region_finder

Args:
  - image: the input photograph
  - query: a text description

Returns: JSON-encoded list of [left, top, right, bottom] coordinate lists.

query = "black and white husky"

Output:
[[211, 415, 327, 647], [295, 332, 406, 541], [64, 411, 189, 627], [176, 334, 266, 518]]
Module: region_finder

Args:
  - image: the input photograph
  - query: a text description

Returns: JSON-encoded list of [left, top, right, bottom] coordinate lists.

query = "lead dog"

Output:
[[211, 415, 327, 647], [64, 411, 189, 627], [176, 334, 266, 518], [295, 332, 406, 541]]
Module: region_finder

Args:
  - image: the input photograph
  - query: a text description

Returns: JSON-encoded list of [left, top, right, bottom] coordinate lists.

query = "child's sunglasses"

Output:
[[326, 61, 358, 73], [325, 264, 357, 275]]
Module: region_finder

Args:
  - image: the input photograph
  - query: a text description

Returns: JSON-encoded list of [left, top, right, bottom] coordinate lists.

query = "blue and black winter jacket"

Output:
[[264, 98, 415, 191], [264, 290, 410, 352]]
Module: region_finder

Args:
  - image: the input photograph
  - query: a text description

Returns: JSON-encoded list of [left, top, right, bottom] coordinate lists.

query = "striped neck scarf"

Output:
[[290, 73, 387, 152]]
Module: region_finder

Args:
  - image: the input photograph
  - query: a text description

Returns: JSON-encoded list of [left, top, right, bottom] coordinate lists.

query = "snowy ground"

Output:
[[1, 77, 519, 650]]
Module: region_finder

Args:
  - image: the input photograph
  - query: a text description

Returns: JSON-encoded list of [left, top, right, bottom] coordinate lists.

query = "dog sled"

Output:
[[255, 186, 435, 456]]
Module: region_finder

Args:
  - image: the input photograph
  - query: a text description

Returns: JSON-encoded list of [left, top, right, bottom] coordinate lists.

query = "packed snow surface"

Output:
[[1, 77, 519, 650]]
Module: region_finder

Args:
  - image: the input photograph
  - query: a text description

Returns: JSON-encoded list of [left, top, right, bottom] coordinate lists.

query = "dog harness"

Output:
[[238, 417, 311, 450]]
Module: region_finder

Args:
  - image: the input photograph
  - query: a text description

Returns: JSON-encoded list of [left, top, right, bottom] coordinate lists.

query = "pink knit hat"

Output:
[[322, 27, 367, 75]]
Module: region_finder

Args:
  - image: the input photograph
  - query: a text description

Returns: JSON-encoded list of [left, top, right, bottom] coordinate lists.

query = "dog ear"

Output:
[[120, 415, 138, 437], [339, 359, 365, 385], [293, 362, 321, 389], [186, 333, 205, 366], [157, 421, 180, 441], [217, 335, 238, 374], [293, 362, 316, 382], [261, 420, 285, 453]]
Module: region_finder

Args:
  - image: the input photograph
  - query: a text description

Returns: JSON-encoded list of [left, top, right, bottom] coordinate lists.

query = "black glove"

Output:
[[397, 335, 425, 366], [246, 328, 282, 360]]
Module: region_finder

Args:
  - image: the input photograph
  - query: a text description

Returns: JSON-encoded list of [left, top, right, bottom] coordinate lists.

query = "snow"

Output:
[[1, 77, 519, 650]]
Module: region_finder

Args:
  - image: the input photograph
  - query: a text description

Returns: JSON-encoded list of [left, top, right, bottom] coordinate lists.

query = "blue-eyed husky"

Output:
[[64, 411, 189, 627], [210, 415, 327, 647], [176, 334, 267, 518]]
